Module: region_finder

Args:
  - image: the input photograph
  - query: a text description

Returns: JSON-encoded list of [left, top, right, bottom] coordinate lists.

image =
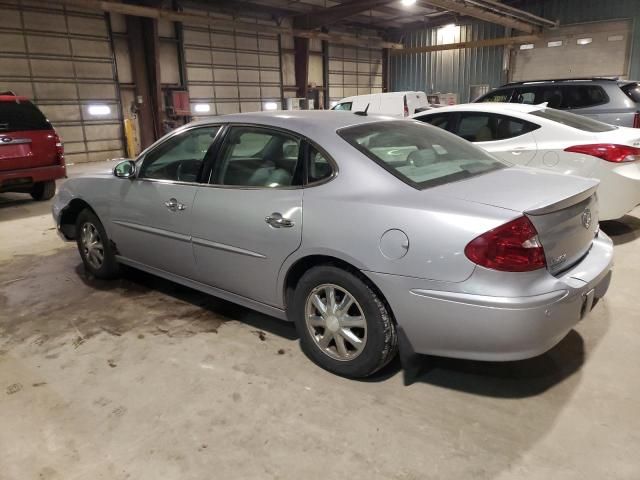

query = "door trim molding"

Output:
[[112, 220, 191, 243], [192, 236, 266, 259]]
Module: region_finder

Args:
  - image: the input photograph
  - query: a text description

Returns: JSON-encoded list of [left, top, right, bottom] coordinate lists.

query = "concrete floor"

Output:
[[1, 161, 640, 480]]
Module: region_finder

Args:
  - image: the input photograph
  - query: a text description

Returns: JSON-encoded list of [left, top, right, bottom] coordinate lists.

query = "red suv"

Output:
[[0, 92, 66, 201]]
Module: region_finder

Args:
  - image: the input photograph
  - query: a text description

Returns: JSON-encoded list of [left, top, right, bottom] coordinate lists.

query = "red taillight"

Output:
[[54, 131, 65, 165], [564, 143, 640, 163], [403, 95, 409, 117], [633, 112, 640, 129], [465, 216, 546, 272]]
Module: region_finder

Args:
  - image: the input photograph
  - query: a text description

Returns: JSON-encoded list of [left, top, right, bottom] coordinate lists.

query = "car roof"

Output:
[[189, 110, 398, 136], [0, 95, 30, 102], [413, 102, 543, 115]]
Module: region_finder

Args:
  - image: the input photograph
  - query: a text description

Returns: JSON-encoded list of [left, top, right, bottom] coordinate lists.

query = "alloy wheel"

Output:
[[304, 284, 367, 361], [80, 222, 104, 270]]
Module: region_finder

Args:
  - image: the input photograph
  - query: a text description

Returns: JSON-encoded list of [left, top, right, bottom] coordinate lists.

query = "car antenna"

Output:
[[354, 103, 370, 116]]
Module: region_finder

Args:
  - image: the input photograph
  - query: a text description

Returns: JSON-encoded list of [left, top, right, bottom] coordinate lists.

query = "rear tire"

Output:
[[30, 180, 56, 201], [75, 209, 120, 279], [291, 265, 397, 378]]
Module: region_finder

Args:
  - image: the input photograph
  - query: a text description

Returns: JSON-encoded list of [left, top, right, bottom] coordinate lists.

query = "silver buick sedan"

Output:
[[53, 111, 613, 378]]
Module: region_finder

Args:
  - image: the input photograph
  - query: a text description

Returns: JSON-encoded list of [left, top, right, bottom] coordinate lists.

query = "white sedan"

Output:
[[413, 103, 640, 220]]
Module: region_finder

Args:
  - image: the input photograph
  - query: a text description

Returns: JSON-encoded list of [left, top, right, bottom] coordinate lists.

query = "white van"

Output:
[[331, 91, 430, 117]]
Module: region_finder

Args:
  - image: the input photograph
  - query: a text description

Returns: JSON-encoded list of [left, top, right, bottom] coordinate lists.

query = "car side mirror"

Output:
[[114, 159, 136, 179]]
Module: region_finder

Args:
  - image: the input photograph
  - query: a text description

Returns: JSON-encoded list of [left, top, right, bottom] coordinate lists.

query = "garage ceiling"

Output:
[[184, 0, 554, 35]]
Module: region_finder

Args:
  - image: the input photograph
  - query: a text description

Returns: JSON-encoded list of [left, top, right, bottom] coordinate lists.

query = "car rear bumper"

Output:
[[596, 161, 640, 220], [0, 164, 66, 191], [365, 232, 613, 361]]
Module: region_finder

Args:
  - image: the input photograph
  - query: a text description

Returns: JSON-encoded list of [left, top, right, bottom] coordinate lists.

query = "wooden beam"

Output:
[[50, 0, 403, 50], [293, 0, 398, 30], [421, 0, 539, 33], [390, 34, 540, 54]]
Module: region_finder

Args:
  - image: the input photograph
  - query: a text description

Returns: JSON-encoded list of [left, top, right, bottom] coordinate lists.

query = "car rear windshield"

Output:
[[338, 121, 506, 190], [621, 82, 640, 103], [528, 108, 616, 132], [0, 100, 51, 133]]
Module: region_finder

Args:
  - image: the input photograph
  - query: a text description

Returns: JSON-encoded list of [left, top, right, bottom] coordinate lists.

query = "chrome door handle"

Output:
[[165, 198, 185, 211], [265, 212, 294, 228]]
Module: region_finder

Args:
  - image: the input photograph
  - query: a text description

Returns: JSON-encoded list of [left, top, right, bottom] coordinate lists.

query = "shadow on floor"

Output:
[[360, 330, 585, 399], [74, 259, 586, 399], [75, 263, 299, 341], [601, 215, 640, 245]]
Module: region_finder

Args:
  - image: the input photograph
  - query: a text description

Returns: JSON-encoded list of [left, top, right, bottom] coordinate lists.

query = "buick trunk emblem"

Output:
[[0, 137, 10, 143], [581, 208, 592, 229]]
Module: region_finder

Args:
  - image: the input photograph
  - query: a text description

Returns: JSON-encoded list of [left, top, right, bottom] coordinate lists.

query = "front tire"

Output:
[[30, 180, 56, 201], [75, 209, 119, 279], [291, 266, 397, 378]]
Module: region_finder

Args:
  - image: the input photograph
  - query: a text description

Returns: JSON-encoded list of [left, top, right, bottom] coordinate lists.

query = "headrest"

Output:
[[407, 149, 436, 167]]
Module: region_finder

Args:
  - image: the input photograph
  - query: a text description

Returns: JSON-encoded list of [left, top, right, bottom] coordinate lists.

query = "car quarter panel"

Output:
[[365, 232, 613, 359]]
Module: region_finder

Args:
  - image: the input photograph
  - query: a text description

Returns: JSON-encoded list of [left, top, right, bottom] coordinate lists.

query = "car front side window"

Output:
[[212, 126, 303, 188], [138, 126, 220, 182], [415, 113, 452, 131]]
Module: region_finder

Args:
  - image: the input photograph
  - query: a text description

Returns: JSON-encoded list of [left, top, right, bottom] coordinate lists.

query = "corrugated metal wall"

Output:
[[390, 22, 506, 103], [391, 0, 640, 101], [0, 0, 124, 163]]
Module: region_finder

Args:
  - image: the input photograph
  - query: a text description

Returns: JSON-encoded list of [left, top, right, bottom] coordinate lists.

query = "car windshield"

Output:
[[529, 107, 616, 132], [621, 82, 640, 103], [338, 121, 507, 190]]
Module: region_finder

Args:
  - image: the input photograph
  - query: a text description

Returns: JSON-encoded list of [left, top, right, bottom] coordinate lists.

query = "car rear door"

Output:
[[190, 125, 304, 307], [0, 99, 57, 172]]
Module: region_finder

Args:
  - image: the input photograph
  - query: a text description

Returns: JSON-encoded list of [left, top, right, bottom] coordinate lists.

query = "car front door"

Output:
[[453, 112, 539, 165], [109, 125, 221, 278], [191, 125, 305, 307]]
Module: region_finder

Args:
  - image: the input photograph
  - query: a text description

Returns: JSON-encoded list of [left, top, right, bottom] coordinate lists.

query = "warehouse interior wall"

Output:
[[0, 0, 388, 160], [390, 0, 640, 102]]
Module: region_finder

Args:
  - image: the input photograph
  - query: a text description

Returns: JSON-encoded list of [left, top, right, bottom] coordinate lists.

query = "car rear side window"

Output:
[[0, 100, 51, 133], [338, 121, 506, 190], [477, 88, 514, 103], [456, 113, 539, 142], [513, 85, 608, 109], [621, 83, 640, 103], [529, 108, 616, 132], [415, 113, 452, 130]]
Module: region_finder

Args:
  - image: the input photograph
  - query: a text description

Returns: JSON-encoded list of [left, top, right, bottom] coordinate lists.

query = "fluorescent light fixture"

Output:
[[520, 43, 534, 50], [264, 102, 278, 111], [577, 37, 592, 45], [193, 103, 210, 113], [608, 35, 624, 42], [88, 104, 111, 116], [401, 0, 417, 6], [547, 40, 563, 47]]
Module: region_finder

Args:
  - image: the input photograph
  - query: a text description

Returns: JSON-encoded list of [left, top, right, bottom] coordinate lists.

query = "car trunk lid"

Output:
[[434, 166, 599, 274], [590, 126, 640, 148]]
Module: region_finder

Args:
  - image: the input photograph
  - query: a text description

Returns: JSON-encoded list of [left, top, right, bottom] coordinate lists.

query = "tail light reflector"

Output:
[[564, 144, 640, 163], [403, 95, 409, 117], [54, 131, 65, 165], [633, 112, 640, 129], [465, 216, 546, 272]]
